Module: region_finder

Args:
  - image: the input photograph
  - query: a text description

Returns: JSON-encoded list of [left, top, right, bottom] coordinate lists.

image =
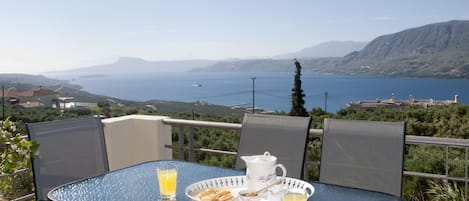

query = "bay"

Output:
[[64, 72, 468, 113]]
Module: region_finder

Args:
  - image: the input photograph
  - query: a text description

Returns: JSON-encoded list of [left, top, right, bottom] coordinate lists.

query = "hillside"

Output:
[[191, 41, 363, 72], [331, 20, 469, 78], [191, 59, 293, 72], [0, 74, 136, 106], [0, 73, 246, 116], [0, 74, 81, 90], [191, 57, 341, 72], [275, 41, 368, 59]]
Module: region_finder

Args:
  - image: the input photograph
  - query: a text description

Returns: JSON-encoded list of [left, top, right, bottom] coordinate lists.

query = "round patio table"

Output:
[[48, 160, 402, 201]]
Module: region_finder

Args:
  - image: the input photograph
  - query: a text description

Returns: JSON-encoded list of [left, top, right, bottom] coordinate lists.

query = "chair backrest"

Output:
[[235, 113, 312, 179], [27, 117, 109, 201], [319, 118, 405, 197]]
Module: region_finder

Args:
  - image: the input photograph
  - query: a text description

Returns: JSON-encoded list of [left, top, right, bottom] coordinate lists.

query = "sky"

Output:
[[1, 0, 469, 74]]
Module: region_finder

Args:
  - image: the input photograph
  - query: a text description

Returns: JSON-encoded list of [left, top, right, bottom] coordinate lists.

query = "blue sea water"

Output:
[[63, 72, 469, 113]]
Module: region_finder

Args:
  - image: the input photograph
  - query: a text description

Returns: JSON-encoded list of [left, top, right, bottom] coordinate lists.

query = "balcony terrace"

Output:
[[2, 114, 469, 201]]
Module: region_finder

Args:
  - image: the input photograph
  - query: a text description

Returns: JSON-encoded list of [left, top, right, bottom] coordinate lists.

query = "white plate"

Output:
[[185, 176, 314, 201]]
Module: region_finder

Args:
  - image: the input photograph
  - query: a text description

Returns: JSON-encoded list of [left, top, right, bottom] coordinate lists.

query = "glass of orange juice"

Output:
[[282, 188, 308, 201], [157, 164, 178, 200]]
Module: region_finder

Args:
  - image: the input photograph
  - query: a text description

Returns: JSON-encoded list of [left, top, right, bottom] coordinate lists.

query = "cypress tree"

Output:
[[289, 59, 308, 116]]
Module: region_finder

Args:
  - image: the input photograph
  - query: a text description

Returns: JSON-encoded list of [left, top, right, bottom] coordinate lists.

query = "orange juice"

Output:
[[157, 166, 177, 198]]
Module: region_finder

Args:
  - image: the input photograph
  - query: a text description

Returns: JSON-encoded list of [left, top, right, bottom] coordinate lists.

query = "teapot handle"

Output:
[[274, 163, 287, 179]]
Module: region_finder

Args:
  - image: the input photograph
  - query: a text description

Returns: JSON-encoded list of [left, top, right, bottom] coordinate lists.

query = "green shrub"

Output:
[[0, 117, 38, 199]]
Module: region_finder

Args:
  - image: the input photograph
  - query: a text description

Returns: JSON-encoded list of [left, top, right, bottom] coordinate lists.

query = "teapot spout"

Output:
[[240, 155, 250, 163]]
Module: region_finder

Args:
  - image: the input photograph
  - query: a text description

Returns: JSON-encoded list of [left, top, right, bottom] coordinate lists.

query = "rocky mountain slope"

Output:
[[275, 41, 368, 59], [331, 20, 469, 78], [190, 57, 340, 72]]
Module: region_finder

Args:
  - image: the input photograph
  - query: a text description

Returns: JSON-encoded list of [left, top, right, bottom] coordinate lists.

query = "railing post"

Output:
[[178, 126, 185, 160], [445, 146, 449, 201], [189, 127, 195, 162], [464, 147, 469, 200]]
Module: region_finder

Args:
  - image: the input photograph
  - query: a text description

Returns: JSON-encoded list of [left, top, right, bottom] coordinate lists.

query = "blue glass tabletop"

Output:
[[48, 160, 401, 201]]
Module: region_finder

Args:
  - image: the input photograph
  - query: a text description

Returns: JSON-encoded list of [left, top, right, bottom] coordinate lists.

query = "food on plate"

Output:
[[197, 188, 233, 201]]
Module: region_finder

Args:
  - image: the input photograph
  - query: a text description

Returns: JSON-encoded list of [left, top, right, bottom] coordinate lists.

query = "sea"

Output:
[[56, 72, 469, 113]]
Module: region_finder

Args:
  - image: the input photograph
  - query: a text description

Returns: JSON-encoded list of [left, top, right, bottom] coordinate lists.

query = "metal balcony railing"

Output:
[[162, 118, 469, 200], [2, 116, 469, 200]]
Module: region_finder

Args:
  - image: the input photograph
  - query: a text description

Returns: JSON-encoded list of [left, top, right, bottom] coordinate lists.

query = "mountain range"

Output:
[[50, 20, 469, 79], [194, 20, 469, 79], [47, 57, 217, 75], [47, 41, 365, 75]]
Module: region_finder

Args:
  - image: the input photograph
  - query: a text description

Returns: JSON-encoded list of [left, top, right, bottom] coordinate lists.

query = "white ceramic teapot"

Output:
[[241, 152, 287, 191]]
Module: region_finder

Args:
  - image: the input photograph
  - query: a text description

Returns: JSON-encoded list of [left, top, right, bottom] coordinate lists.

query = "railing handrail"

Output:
[[406, 135, 469, 148], [162, 118, 242, 130], [162, 118, 469, 147]]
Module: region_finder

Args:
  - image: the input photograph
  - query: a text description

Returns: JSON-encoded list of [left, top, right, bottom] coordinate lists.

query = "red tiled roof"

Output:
[[1, 87, 57, 97], [32, 88, 57, 96], [0, 88, 19, 97]]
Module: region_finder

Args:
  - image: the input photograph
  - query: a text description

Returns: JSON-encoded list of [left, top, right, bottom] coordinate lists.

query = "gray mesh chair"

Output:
[[27, 117, 109, 201], [319, 118, 405, 197], [235, 113, 312, 179]]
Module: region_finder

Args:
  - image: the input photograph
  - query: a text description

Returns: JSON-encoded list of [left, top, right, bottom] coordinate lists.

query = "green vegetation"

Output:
[[426, 180, 465, 201], [0, 118, 38, 200]]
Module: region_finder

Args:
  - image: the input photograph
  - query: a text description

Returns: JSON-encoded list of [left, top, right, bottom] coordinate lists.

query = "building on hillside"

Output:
[[1, 87, 59, 108], [52, 97, 98, 109], [2, 87, 99, 109], [0, 87, 19, 104], [347, 93, 459, 110], [54, 97, 76, 109]]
